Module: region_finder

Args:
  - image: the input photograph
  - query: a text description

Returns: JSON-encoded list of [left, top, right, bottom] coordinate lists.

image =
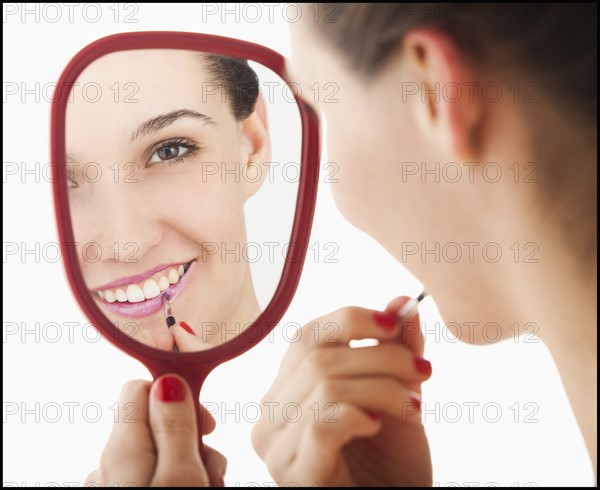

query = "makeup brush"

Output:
[[162, 294, 179, 353], [350, 291, 428, 350], [397, 290, 427, 320], [162, 294, 176, 328]]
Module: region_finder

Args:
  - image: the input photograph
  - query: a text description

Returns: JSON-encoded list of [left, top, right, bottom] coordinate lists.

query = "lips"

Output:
[[94, 260, 196, 319]]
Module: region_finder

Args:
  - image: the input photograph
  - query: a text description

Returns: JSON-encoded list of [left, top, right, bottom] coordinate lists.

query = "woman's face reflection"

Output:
[[66, 50, 271, 351]]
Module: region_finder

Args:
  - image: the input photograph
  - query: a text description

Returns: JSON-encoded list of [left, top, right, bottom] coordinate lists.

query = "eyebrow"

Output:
[[129, 109, 216, 143]]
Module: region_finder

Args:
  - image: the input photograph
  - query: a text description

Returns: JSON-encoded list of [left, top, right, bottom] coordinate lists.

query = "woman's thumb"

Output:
[[149, 375, 208, 484]]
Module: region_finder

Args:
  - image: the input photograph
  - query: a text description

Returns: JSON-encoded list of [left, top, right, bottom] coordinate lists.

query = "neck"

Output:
[[510, 105, 598, 477], [529, 241, 597, 477]]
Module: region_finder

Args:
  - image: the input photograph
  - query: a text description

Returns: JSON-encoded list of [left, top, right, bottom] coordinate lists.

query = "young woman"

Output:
[[67, 50, 271, 351], [85, 3, 596, 486], [251, 3, 597, 486]]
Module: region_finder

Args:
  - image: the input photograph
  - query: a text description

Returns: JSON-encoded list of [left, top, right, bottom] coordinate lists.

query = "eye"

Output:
[[150, 144, 189, 163], [146, 139, 199, 166], [66, 165, 79, 189]]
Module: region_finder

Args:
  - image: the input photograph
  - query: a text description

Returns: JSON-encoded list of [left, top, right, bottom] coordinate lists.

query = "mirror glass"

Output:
[[64, 49, 301, 352]]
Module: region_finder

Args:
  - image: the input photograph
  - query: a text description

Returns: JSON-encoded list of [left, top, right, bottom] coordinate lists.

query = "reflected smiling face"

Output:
[[66, 50, 270, 351]]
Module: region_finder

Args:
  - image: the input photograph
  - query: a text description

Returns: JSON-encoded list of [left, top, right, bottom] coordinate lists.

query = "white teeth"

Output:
[[158, 276, 170, 291], [99, 264, 187, 303], [168, 268, 179, 284], [126, 284, 145, 303], [143, 279, 161, 299], [115, 288, 127, 302]]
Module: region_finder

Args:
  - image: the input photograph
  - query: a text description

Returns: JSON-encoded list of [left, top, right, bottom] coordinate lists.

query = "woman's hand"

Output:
[[85, 374, 226, 487], [251, 297, 433, 487]]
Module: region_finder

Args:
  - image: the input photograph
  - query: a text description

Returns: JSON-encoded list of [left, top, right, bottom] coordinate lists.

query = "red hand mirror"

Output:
[[50, 31, 320, 459]]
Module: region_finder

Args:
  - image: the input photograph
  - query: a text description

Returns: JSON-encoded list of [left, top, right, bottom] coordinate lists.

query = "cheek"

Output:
[[327, 127, 371, 227], [171, 177, 246, 243], [323, 103, 380, 223], [324, 111, 406, 236], [173, 143, 246, 239]]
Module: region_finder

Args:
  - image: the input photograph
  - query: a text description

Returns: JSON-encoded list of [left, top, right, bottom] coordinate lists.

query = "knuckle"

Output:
[[257, 399, 277, 424], [317, 379, 342, 402], [199, 409, 216, 432], [258, 390, 273, 408], [251, 424, 267, 457], [332, 306, 360, 328], [305, 348, 332, 376], [306, 417, 331, 440], [380, 343, 410, 368], [306, 403, 357, 441], [335, 402, 359, 421], [84, 469, 100, 486], [264, 458, 281, 481], [153, 416, 195, 437], [97, 453, 120, 479], [263, 446, 289, 481], [387, 382, 408, 412], [119, 379, 149, 402]]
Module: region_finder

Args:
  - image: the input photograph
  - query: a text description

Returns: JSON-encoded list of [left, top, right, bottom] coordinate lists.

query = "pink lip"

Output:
[[95, 260, 196, 319], [92, 261, 191, 291]]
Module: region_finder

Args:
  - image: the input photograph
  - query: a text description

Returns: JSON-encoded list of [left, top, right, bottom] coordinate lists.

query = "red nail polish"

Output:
[[365, 410, 381, 421], [180, 321, 195, 335], [155, 376, 185, 402], [409, 396, 421, 411], [373, 311, 397, 329], [414, 356, 432, 375]]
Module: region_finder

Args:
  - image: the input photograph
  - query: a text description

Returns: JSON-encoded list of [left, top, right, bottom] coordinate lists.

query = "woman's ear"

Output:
[[402, 28, 484, 160], [240, 95, 271, 199]]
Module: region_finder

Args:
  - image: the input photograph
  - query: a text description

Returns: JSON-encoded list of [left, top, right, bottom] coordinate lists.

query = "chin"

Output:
[[435, 294, 513, 346]]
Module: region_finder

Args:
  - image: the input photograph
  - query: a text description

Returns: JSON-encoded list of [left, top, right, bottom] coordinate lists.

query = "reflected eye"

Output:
[[151, 144, 189, 163], [66, 165, 80, 189], [146, 138, 200, 166]]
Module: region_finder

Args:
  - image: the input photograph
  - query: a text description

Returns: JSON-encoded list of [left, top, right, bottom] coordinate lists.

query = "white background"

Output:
[[2, 3, 594, 486]]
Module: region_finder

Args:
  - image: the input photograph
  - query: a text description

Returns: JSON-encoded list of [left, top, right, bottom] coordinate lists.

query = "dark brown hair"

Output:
[[202, 54, 260, 120], [311, 3, 597, 122]]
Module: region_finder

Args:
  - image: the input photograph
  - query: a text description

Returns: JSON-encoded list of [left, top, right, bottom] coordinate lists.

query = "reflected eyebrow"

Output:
[[129, 109, 216, 144]]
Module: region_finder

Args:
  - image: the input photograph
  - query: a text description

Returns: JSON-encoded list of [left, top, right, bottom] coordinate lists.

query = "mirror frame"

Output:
[[50, 31, 320, 381]]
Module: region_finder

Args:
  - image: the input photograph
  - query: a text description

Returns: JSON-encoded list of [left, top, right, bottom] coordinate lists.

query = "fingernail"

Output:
[[179, 321, 195, 335], [373, 311, 397, 329], [155, 376, 185, 402], [365, 410, 381, 421], [409, 395, 421, 411], [397, 297, 419, 320], [407, 390, 422, 412], [414, 356, 432, 375]]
